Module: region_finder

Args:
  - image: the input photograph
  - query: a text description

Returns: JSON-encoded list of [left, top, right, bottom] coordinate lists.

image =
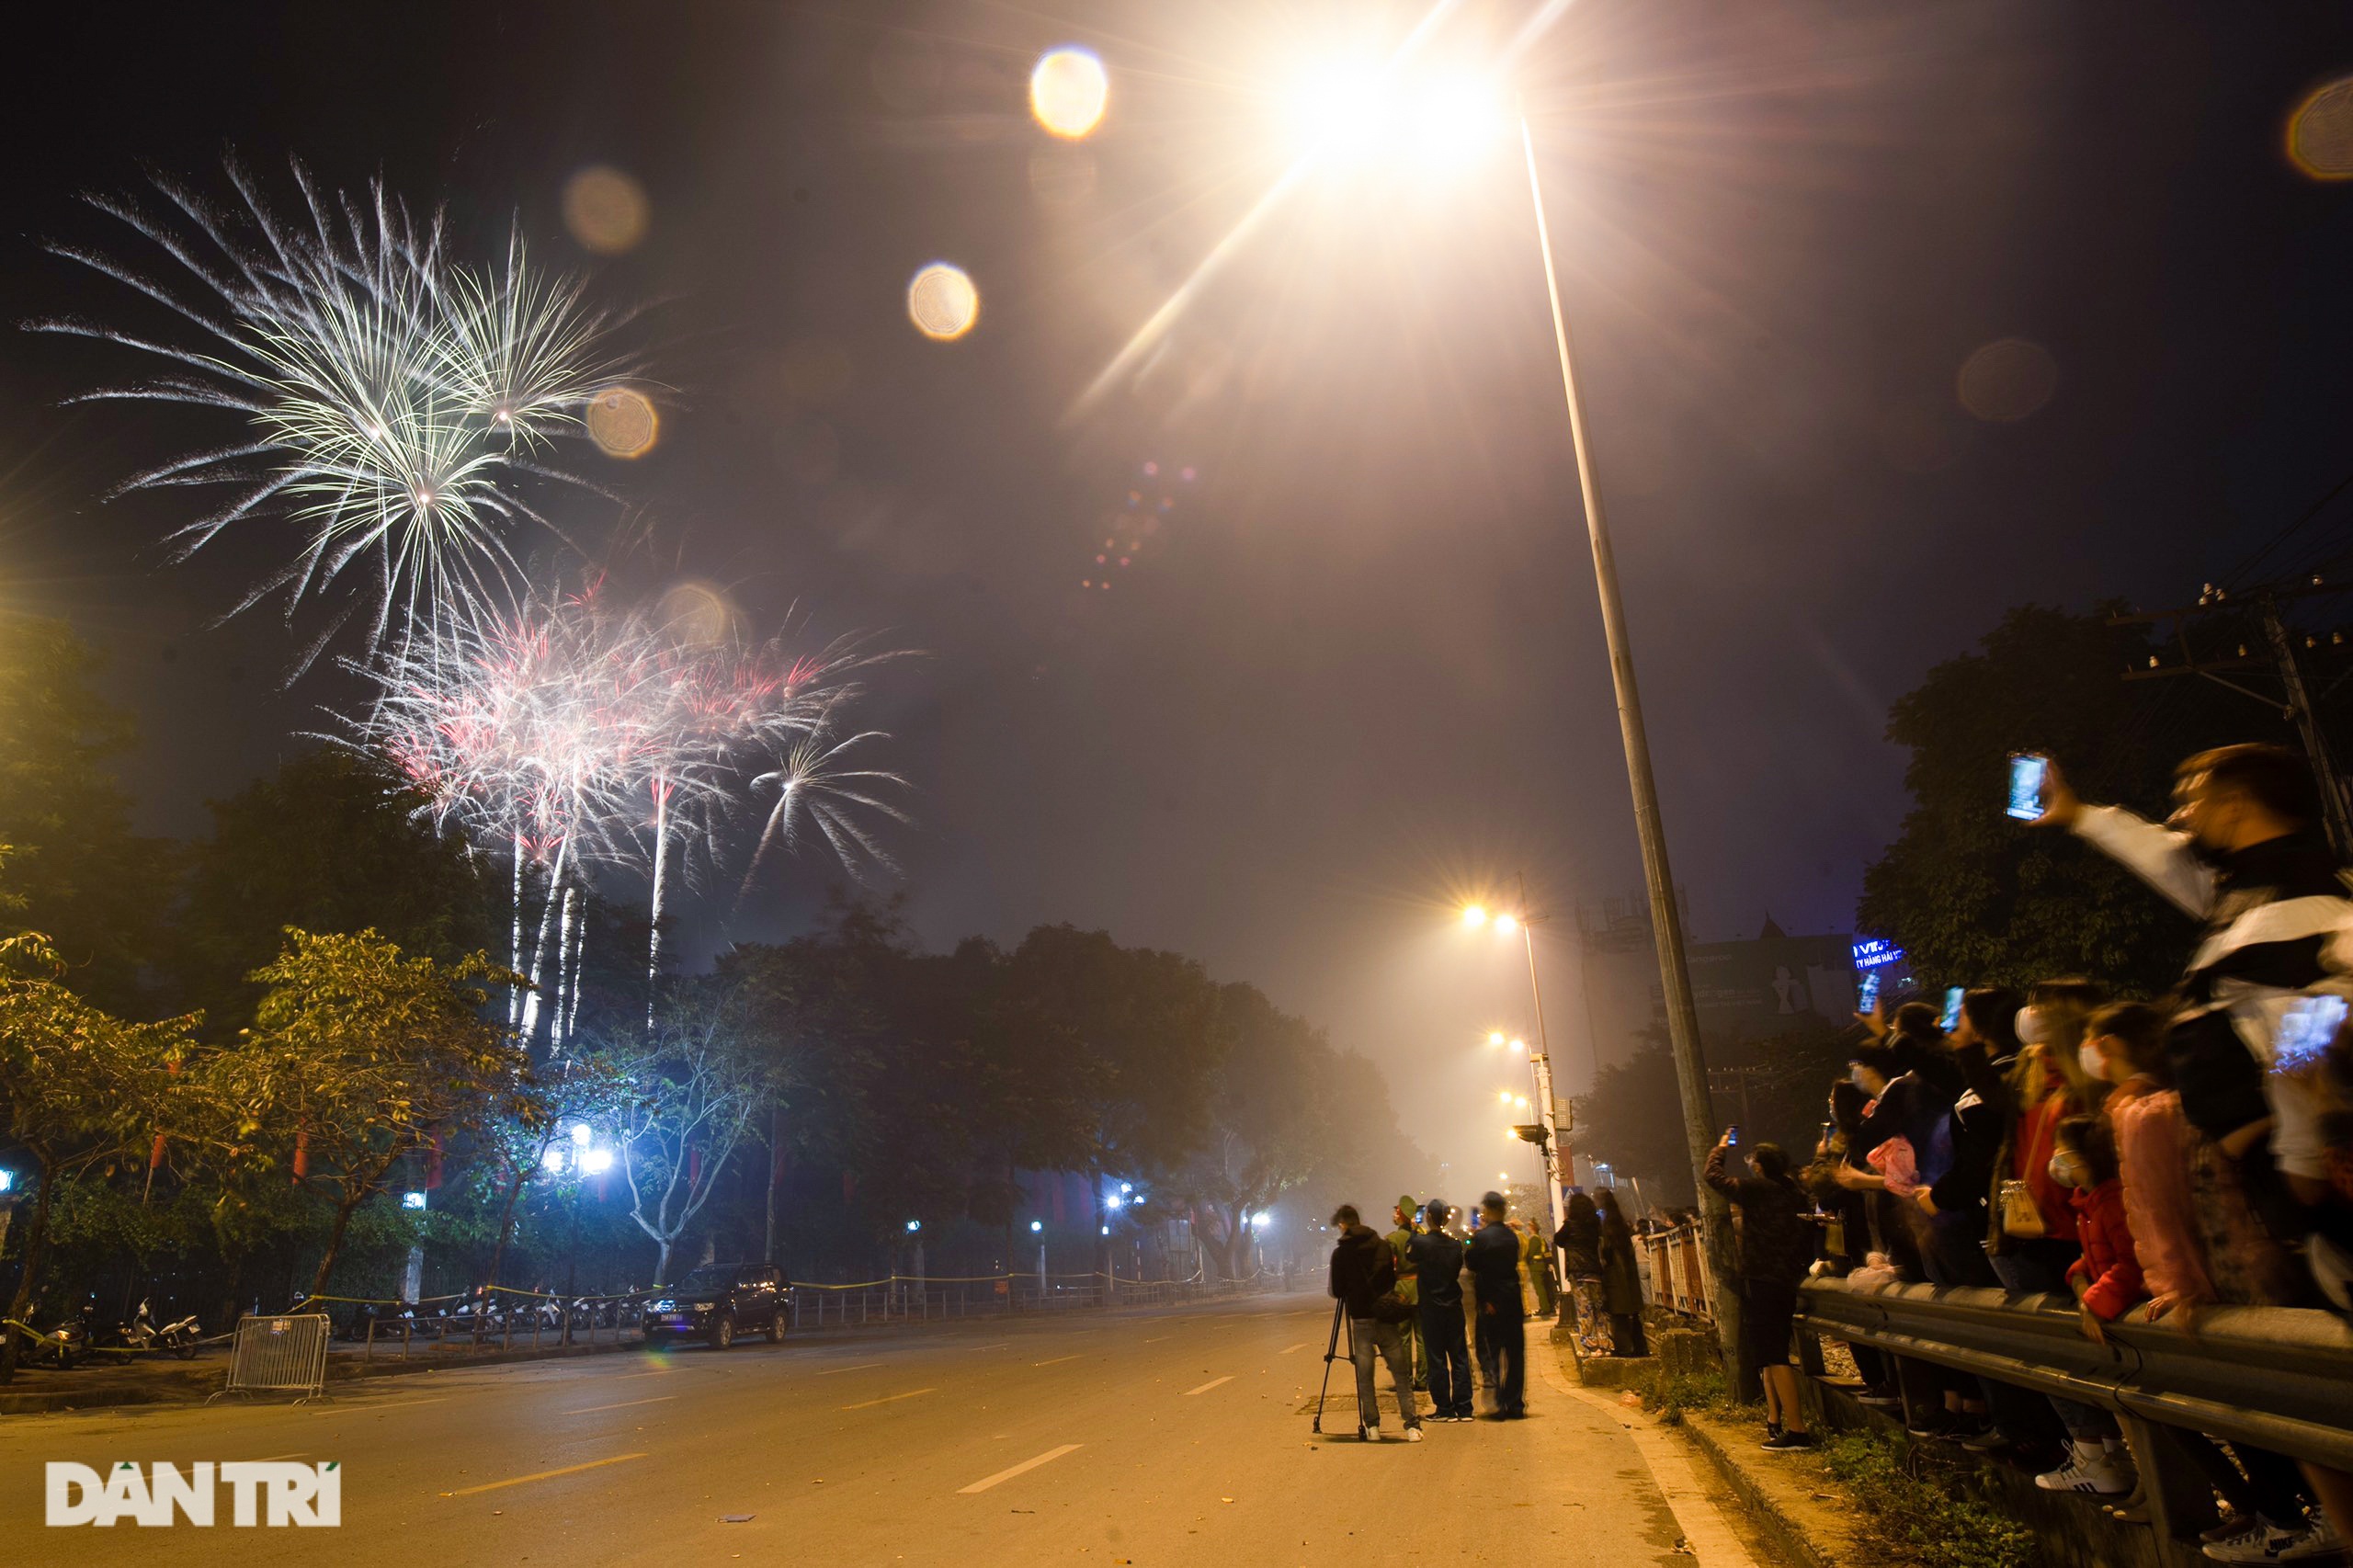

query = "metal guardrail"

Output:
[[211, 1312, 331, 1403], [1636, 1225, 1715, 1320], [787, 1268, 1280, 1329], [1795, 1277, 2353, 1540]]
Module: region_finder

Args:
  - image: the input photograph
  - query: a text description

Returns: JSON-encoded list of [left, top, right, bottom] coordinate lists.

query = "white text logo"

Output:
[[45, 1461, 341, 1527]]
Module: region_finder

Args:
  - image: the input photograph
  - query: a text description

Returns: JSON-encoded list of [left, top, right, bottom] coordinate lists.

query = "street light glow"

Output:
[[1030, 1219, 1044, 1233], [1462, 905, 1487, 927], [1285, 57, 1392, 160], [1282, 60, 1504, 170], [1487, 1029, 1506, 1047], [1509, 1038, 1526, 1053], [581, 1148, 613, 1176]]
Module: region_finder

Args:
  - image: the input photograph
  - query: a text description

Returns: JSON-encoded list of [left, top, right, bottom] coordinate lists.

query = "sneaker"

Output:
[[1363, 1424, 1382, 1443], [2279, 1511, 2346, 1563], [1765, 1421, 1784, 1444], [1907, 1411, 1960, 1439], [2037, 1455, 2132, 1496], [1404, 1426, 1425, 1443], [1761, 1430, 1818, 1451], [1857, 1385, 1902, 1409], [2205, 1516, 2301, 1563], [1960, 1426, 2014, 1454]]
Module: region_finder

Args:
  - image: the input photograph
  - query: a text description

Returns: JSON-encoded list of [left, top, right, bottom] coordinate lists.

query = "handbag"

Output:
[[1370, 1290, 1415, 1325], [1998, 1179, 2045, 1240]]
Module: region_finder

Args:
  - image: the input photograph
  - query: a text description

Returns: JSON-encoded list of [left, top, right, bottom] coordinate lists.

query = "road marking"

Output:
[[564, 1395, 677, 1415], [957, 1444, 1083, 1494], [361, 1397, 449, 1410], [256, 1452, 305, 1461], [815, 1361, 884, 1377], [964, 1342, 1010, 1352], [1279, 1342, 1309, 1354], [1144, 1335, 1171, 1344], [617, 1369, 676, 1379], [1185, 1375, 1233, 1395], [842, 1388, 936, 1411], [1032, 1354, 1081, 1367], [443, 1453, 648, 1497]]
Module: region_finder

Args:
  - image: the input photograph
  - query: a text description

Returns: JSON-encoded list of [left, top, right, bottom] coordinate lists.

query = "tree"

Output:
[[0, 930, 199, 1381], [176, 748, 494, 1031], [478, 1054, 632, 1293], [0, 615, 171, 1013], [1858, 604, 2264, 994], [1571, 1036, 1699, 1209], [608, 978, 767, 1284], [199, 930, 524, 1299]]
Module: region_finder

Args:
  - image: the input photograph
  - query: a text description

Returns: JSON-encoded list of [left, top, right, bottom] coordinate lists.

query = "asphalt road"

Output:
[[1, 1290, 1759, 1566]]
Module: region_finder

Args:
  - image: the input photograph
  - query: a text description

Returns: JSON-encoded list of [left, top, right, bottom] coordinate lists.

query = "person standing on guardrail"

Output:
[[1705, 1133, 1818, 1450], [1465, 1191, 1528, 1415], [1409, 1200, 1473, 1422], [1327, 1204, 1423, 1442]]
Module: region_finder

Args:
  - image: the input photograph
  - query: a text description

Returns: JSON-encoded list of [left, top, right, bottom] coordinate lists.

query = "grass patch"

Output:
[[1818, 1428, 2038, 1568], [1635, 1365, 1733, 1426]]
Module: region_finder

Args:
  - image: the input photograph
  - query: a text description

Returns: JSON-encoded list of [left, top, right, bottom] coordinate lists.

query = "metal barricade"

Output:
[[210, 1312, 332, 1403]]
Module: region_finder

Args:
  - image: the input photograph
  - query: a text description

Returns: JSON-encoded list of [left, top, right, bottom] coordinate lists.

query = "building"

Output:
[[1573, 898, 1868, 1082]]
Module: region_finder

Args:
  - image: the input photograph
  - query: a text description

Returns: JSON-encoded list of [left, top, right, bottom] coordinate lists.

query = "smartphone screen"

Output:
[[2006, 754, 2049, 822], [1724, 1125, 1741, 1148], [1939, 985, 1964, 1033], [2275, 994, 2349, 1072], [1858, 971, 1881, 1011]]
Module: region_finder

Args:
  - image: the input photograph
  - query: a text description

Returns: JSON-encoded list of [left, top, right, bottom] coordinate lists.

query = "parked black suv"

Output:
[[641, 1263, 791, 1349]]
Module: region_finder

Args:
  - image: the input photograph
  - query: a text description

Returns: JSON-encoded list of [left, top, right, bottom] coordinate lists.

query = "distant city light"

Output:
[[581, 1148, 614, 1176], [1030, 1220, 1044, 1233], [906, 1219, 921, 1233], [401, 1190, 426, 1210]]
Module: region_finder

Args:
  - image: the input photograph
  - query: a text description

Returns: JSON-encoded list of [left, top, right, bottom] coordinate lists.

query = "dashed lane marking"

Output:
[[1032, 1354, 1082, 1367], [1184, 1375, 1233, 1395], [815, 1362, 885, 1376], [957, 1444, 1083, 1494], [443, 1453, 647, 1497], [1279, 1342, 1310, 1354], [842, 1388, 936, 1411], [563, 1395, 676, 1415]]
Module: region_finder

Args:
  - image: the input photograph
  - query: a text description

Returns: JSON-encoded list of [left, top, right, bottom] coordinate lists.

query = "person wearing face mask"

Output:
[[2033, 1117, 2143, 1498], [1989, 979, 2108, 1296]]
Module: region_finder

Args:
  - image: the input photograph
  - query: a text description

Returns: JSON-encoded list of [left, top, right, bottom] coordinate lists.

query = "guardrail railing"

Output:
[[1635, 1225, 1715, 1321], [1795, 1276, 2353, 1544]]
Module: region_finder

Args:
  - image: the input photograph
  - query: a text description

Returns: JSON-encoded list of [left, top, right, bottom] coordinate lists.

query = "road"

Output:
[[1, 1290, 1760, 1566]]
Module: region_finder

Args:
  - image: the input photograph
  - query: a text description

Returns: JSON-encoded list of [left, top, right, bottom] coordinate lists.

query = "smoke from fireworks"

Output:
[[29, 159, 641, 663]]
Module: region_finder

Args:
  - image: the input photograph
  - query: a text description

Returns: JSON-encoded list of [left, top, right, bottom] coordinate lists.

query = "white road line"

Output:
[[1032, 1354, 1081, 1367], [563, 1395, 677, 1415], [815, 1362, 885, 1376], [1184, 1375, 1233, 1395], [964, 1342, 1011, 1352], [1279, 1342, 1310, 1354], [956, 1444, 1083, 1494], [255, 1452, 305, 1461], [842, 1388, 936, 1411], [1549, 1363, 1756, 1568]]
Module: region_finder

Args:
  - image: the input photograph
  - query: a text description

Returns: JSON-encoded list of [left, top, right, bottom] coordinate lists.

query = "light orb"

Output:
[[907, 262, 980, 341], [1031, 48, 1109, 140]]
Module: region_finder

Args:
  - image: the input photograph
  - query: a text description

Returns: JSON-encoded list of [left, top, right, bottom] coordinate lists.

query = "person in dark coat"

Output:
[[1463, 1192, 1528, 1415], [1407, 1199, 1472, 1421], [1556, 1191, 1606, 1352], [1326, 1204, 1421, 1442], [1595, 1188, 1647, 1356], [1705, 1135, 1817, 1449]]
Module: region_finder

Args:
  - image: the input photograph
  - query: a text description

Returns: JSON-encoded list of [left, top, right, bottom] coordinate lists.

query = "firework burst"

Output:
[[29, 158, 641, 663]]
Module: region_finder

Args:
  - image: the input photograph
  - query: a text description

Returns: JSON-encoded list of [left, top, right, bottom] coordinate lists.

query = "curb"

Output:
[[1677, 1412, 1857, 1568]]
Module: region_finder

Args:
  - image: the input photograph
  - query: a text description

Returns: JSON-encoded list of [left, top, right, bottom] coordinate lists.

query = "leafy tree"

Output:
[[198, 929, 524, 1299], [608, 977, 768, 1284], [0, 930, 199, 1380], [176, 748, 494, 1031], [0, 615, 170, 1012], [1858, 605, 2265, 995], [479, 1054, 632, 1292], [1570, 1035, 1699, 1209]]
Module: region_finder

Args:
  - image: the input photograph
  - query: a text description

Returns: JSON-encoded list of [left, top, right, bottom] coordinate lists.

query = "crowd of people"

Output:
[[1774, 744, 2353, 1566], [1325, 744, 2353, 1563]]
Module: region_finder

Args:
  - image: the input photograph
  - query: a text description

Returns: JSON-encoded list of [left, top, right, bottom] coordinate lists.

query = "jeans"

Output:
[[1419, 1299, 1472, 1417], [1993, 1241, 2110, 1438], [1348, 1316, 1419, 1431], [1479, 1306, 1527, 1415]]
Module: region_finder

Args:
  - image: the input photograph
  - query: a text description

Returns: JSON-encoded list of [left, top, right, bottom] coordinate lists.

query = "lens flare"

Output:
[[1956, 338, 2058, 423], [586, 386, 659, 457], [562, 165, 650, 255], [2289, 76, 2353, 180], [1030, 48, 1109, 140], [907, 263, 980, 341]]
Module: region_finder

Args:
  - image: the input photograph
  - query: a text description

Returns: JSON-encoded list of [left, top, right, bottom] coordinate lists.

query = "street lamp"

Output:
[[1460, 878, 1569, 1291]]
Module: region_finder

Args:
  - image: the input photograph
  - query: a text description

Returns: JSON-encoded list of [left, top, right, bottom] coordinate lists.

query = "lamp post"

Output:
[[1463, 889, 1567, 1298]]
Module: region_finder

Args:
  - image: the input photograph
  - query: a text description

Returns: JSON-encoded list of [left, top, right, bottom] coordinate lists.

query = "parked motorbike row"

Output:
[[335, 1289, 648, 1342], [18, 1299, 204, 1369]]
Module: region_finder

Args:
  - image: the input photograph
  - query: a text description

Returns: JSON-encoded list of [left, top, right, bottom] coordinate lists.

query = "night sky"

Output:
[[4, 2, 2348, 1192]]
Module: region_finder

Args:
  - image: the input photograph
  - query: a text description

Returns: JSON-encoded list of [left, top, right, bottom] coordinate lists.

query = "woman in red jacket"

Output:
[[2034, 1115, 2144, 1498]]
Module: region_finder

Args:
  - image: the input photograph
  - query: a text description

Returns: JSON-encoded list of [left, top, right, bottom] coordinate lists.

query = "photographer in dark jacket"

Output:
[[1327, 1205, 1421, 1442], [1407, 1200, 1472, 1421], [1463, 1192, 1527, 1417], [1705, 1136, 1817, 1449]]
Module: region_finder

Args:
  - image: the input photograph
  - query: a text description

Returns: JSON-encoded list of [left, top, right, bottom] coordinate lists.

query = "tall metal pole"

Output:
[[1520, 116, 1738, 1365], [1516, 872, 1569, 1295], [2259, 593, 2353, 858]]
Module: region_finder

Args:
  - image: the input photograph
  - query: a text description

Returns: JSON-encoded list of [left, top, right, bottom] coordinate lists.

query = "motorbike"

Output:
[[98, 1299, 202, 1358], [28, 1305, 95, 1369]]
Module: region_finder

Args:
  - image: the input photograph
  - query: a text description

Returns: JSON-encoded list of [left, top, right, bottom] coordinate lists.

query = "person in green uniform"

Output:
[[1518, 1218, 1558, 1319], [1384, 1197, 1424, 1392]]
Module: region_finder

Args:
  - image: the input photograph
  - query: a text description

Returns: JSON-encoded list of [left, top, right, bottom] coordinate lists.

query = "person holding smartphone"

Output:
[[1705, 1130, 1817, 1450]]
